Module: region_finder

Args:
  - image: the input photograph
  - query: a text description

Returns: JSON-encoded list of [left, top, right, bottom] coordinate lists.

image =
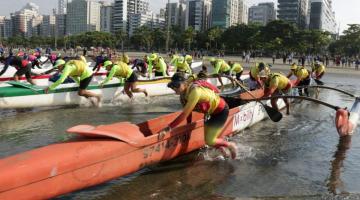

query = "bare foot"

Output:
[[227, 142, 238, 159]]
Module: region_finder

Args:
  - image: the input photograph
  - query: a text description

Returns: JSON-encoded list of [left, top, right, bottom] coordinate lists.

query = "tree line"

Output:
[[1, 20, 359, 57]]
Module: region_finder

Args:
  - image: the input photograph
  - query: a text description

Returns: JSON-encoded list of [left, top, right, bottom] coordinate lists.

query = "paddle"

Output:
[[233, 79, 283, 122], [313, 79, 325, 85], [295, 85, 356, 98], [254, 95, 341, 111], [6, 81, 43, 94]]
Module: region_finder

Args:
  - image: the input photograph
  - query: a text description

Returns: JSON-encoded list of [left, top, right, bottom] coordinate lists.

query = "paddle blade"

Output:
[[314, 79, 324, 85], [263, 105, 283, 122]]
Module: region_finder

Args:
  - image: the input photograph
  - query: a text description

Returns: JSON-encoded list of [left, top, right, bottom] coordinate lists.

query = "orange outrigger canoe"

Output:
[[0, 90, 267, 200]]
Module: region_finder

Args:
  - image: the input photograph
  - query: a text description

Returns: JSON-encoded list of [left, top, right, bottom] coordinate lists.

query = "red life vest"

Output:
[[21, 60, 29, 68], [181, 80, 225, 114]]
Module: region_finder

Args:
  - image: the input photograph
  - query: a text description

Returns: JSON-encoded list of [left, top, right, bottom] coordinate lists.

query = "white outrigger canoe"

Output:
[[0, 72, 239, 109], [0, 61, 203, 87]]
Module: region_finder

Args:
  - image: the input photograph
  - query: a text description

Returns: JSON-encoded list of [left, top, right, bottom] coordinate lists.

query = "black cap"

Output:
[[167, 73, 186, 89]]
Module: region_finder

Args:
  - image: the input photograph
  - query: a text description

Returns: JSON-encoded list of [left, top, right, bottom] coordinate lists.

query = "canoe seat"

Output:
[[67, 122, 147, 147]]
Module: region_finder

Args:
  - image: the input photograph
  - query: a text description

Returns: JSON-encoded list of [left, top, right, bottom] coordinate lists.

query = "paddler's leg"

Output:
[[127, 72, 148, 97], [204, 106, 237, 159], [303, 78, 311, 97], [124, 82, 133, 99], [271, 98, 279, 111], [283, 97, 290, 115], [78, 76, 101, 104]]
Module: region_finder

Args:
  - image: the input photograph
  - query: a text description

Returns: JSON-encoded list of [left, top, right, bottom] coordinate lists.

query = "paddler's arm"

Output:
[[159, 89, 199, 138], [263, 79, 278, 97], [212, 62, 221, 75], [286, 71, 293, 78], [147, 61, 153, 79], [48, 66, 72, 90], [100, 66, 116, 86], [160, 60, 167, 76]]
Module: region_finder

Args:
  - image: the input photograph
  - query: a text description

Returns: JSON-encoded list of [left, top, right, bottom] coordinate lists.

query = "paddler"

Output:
[[261, 73, 292, 115], [228, 61, 244, 82], [131, 58, 148, 77], [100, 60, 148, 99], [45, 58, 102, 105], [185, 54, 193, 66], [173, 56, 192, 75], [249, 62, 270, 90], [312, 61, 326, 81], [147, 53, 168, 78], [209, 58, 231, 88], [159, 73, 238, 159], [9, 56, 36, 85], [287, 63, 311, 96], [209, 58, 231, 76]]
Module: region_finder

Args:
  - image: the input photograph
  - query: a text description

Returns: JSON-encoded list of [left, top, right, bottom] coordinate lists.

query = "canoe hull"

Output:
[[0, 95, 282, 199], [0, 75, 238, 109]]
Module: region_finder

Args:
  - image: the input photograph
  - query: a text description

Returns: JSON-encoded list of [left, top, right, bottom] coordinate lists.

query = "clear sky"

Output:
[[0, 0, 359, 34]]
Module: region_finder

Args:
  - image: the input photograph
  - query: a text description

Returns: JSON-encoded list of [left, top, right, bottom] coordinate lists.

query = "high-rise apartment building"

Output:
[[185, 0, 212, 31], [165, 2, 186, 30], [248, 2, 276, 25], [212, 0, 240, 28], [128, 12, 165, 36], [10, 3, 40, 36], [58, 0, 67, 14], [238, 0, 248, 24], [0, 16, 5, 39], [309, 0, 336, 33], [41, 15, 56, 37], [113, 0, 149, 33], [66, 0, 101, 35], [278, 0, 307, 29], [100, 2, 113, 33], [56, 14, 66, 36]]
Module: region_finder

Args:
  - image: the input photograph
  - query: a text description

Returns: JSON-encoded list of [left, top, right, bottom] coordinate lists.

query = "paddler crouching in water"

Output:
[[261, 73, 293, 115], [44, 58, 102, 106], [100, 61, 148, 99], [209, 58, 231, 88], [173, 56, 193, 75], [249, 62, 270, 90], [228, 61, 244, 82], [312, 61, 326, 81], [287, 63, 311, 96], [159, 73, 238, 159], [147, 53, 168, 78]]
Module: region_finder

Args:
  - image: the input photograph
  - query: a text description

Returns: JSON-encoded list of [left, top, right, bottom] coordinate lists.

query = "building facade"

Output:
[[165, 2, 186, 30], [113, 0, 150, 33], [277, 0, 307, 29], [309, 0, 336, 33], [10, 3, 40, 37], [41, 15, 56, 37], [185, 0, 212, 31], [58, 0, 67, 15], [238, 0, 248, 24], [248, 2, 276, 25], [100, 2, 113, 33], [211, 0, 231, 28], [66, 0, 101, 35]]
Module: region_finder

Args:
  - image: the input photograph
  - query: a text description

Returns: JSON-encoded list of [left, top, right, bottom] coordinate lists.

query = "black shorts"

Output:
[[15, 64, 32, 79], [221, 71, 230, 76], [79, 75, 93, 90], [204, 105, 229, 128], [155, 71, 164, 77], [235, 71, 243, 81], [125, 72, 138, 83]]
